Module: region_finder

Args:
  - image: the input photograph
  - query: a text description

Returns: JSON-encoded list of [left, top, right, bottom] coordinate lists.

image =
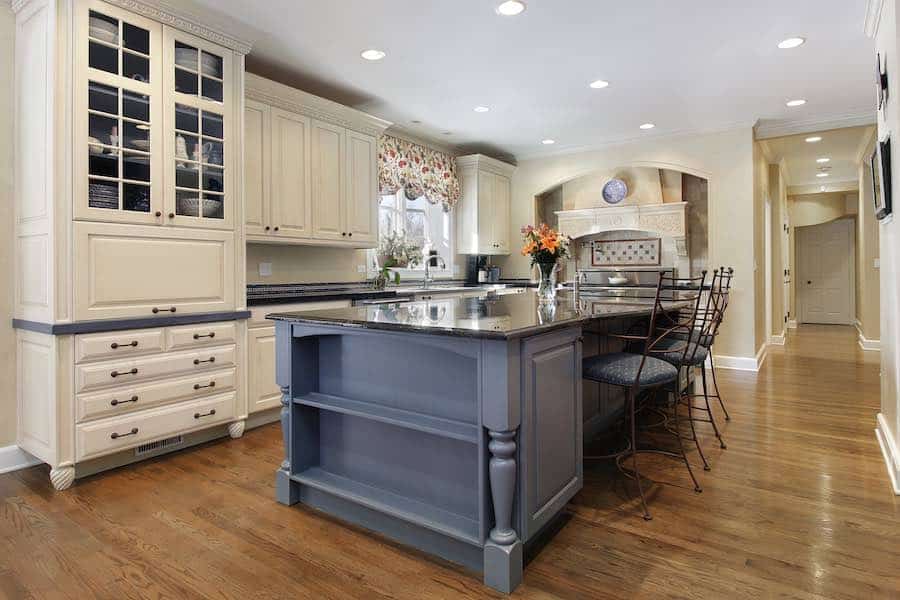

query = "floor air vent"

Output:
[[135, 435, 184, 457]]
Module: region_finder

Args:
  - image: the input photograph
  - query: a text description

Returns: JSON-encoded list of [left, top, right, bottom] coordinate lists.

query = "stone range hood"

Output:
[[554, 202, 688, 241]]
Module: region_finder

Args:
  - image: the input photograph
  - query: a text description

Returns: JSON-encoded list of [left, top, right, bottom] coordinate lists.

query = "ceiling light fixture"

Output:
[[473, 106, 490, 113], [360, 49, 386, 61], [786, 99, 807, 107], [816, 157, 830, 163], [639, 123, 655, 130], [589, 79, 610, 89], [541, 139, 556, 145], [805, 136, 822, 143], [778, 37, 806, 49], [816, 173, 829, 178], [496, 0, 526, 16]]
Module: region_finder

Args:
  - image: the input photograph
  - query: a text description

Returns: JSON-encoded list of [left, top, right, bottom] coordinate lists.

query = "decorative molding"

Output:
[[755, 111, 876, 140], [455, 153, 517, 176], [0, 445, 41, 474], [768, 333, 786, 346], [865, 0, 885, 38], [556, 202, 687, 240], [787, 181, 858, 196], [855, 321, 881, 351], [875, 413, 900, 495], [712, 347, 765, 372], [246, 73, 392, 138], [385, 126, 458, 157]]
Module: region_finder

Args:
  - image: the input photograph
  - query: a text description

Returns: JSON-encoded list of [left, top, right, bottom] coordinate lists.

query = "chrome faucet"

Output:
[[412, 254, 447, 289]]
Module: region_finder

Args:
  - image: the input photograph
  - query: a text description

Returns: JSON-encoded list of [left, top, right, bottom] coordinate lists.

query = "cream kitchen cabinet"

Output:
[[456, 154, 516, 255], [244, 74, 390, 248]]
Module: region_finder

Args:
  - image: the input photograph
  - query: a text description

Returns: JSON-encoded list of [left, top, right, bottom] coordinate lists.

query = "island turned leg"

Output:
[[275, 384, 299, 505], [484, 428, 523, 593]]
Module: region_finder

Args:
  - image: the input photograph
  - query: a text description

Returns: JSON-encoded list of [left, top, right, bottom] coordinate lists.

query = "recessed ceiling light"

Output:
[[778, 37, 806, 49], [786, 99, 807, 107], [360, 49, 386, 61], [816, 173, 829, 178], [816, 157, 830, 163], [541, 139, 556, 145], [589, 79, 610, 89], [805, 136, 822, 143], [639, 123, 655, 130], [473, 106, 490, 113], [495, 0, 526, 16]]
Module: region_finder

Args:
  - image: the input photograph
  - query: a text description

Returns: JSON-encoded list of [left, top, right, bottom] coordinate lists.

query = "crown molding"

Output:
[[245, 73, 392, 137], [788, 180, 858, 195], [855, 125, 878, 163], [865, 0, 884, 38], [384, 126, 458, 156], [754, 111, 875, 140], [455, 154, 517, 176]]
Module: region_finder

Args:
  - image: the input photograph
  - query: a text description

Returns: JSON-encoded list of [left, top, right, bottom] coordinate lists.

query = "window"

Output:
[[375, 190, 453, 277]]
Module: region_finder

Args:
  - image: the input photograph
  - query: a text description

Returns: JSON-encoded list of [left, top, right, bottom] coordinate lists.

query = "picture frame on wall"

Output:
[[872, 135, 892, 220]]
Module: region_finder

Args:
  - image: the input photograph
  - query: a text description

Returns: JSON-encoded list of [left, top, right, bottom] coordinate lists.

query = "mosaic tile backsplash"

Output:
[[590, 238, 661, 266]]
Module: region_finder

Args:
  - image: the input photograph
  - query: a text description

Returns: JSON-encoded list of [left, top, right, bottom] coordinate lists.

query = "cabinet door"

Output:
[[492, 174, 511, 254], [248, 327, 282, 413], [344, 131, 378, 245], [244, 99, 270, 236], [74, 221, 235, 321], [75, 1, 163, 225], [163, 28, 234, 230], [310, 120, 346, 241], [477, 170, 495, 253], [272, 108, 312, 239]]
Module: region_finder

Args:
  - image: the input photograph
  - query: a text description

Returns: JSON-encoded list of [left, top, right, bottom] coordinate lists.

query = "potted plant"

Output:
[[372, 232, 423, 290], [520, 223, 571, 303]]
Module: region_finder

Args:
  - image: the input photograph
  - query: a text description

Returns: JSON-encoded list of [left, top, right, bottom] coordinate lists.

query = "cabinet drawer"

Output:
[[74, 222, 235, 321], [75, 345, 236, 393], [76, 367, 236, 422], [75, 329, 164, 364], [166, 322, 237, 351], [75, 392, 236, 461]]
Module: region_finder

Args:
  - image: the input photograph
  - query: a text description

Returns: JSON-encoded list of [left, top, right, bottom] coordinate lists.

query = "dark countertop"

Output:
[[267, 290, 689, 340]]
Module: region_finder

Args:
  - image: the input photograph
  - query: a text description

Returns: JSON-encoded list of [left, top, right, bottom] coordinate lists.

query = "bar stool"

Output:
[[582, 271, 707, 520], [704, 267, 734, 422]]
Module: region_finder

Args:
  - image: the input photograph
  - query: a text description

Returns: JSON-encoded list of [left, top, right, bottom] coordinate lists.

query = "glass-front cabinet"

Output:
[[74, 0, 232, 229]]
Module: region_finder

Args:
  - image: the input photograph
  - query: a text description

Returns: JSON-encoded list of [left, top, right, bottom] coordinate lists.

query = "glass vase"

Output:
[[536, 260, 558, 304]]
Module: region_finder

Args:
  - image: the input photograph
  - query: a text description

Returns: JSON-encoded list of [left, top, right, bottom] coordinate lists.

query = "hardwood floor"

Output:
[[1, 325, 897, 599]]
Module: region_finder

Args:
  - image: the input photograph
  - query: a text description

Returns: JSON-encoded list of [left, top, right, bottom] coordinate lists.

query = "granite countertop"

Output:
[[267, 290, 690, 340]]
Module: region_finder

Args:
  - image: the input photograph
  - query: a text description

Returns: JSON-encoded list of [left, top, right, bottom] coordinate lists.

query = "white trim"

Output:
[[768, 333, 786, 346], [865, 0, 885, 38], [875, 413, 900, 495], [787, 180, 859, 195], [712, 346, 765, 372], [854, 319, 881, 350], [754, 111, 876, 140], [0, 445, 41, 475], [787, 319, 798, 329]]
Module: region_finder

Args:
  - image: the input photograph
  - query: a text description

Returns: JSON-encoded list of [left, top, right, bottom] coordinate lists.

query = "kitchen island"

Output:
[[268, 291, 683, 593]]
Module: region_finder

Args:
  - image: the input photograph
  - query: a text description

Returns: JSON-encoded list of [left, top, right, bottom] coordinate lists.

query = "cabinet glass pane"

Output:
[[202, 193, 224, 219], [201, 51, 222, 78], [89, 148, 118, 178], [175, 163, 200, 189], [201, 111, 223, 139], [89, 113, 119, 146], [175, 103, 199, 132], [88, 11, 119, 45], [122, 91, 150, 122], [204, 139, 224, 166], [89, 41, 118, 75], [122, 22, 149, 55], [201, 77, 222, 102], [123, 152, 150, 181], [202, 166, 223, 192], [88, 81, 118, 116], [174, 42, 198, 70], [176, 189, 200, 216], [175, 68, 198, 95], [88, 178, 119, 210], [123, 51, 149, 83], [123, 183, 151, 212], [123, 121, 150, 152]]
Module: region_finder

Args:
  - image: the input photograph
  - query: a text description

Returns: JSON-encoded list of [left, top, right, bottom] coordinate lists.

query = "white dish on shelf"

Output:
[[130, 139, 150, 151], [200, 54, 221, 77], [89, 17, 118, 44], [175, 48, 197, 69], [608, 276, 629, 285]]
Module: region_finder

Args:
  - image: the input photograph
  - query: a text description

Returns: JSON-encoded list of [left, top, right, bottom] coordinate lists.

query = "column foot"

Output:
[[49, 466, 75, 491], [275, 468, 299, 505], [483, 539, 523, 593], [227, 419, 246, 439]]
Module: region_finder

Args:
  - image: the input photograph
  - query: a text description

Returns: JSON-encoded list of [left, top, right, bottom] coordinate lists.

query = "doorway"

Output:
[[796, 218, 856, 325]]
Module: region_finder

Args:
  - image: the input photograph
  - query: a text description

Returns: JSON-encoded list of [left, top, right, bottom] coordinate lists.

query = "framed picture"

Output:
[[873, 135, 893, 220]]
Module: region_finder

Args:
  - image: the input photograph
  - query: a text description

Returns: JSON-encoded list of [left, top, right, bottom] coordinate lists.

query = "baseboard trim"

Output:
[[768, 333, 786, 346], [854, 320, 881, 351], [0, 445, 41, 475], [787, 319, 798, 329], [711, 350, 763, 372], [875, 413, 900, 495], [247, 407, 281, 430]]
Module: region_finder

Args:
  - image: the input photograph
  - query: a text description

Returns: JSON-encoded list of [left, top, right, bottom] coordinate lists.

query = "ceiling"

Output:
[[760, 125, 873, 189], [189, 0, 874, 161]]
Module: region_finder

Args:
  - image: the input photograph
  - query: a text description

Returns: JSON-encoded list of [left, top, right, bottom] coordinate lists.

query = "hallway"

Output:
[[0, 327, 897, 599]]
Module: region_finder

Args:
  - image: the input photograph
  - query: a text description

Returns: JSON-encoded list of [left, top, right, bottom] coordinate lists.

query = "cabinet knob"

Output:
[[152, 307, 177, 314], [155, 211, 162, 217], [274, 226, 280, 232], [110, 340, 139, 349], [341, 232, 347, 237], [264, 226, 270, 231], [110, 395, 139, 407], [168, 212, 175, 219], [194, 409, 217, 419], [347, 232, 352, 237], [110, 427, 139, 440], [110, 368, 138, 378]]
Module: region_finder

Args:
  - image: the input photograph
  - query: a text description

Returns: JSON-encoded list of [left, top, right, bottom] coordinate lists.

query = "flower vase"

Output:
[[536, 260, 558, 304]]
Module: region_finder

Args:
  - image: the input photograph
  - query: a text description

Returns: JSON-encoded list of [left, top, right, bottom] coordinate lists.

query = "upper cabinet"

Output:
[[456, 155, 516, 255], [244, 74, 390, 248]]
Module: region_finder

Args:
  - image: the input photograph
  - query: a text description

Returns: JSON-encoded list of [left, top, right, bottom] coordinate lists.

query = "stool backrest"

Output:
[[652, 270, 709, 367], [708, 267, 734, 341]]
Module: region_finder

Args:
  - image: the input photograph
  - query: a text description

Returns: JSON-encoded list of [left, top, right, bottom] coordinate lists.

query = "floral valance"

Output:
[[378, 134, 460, 211]]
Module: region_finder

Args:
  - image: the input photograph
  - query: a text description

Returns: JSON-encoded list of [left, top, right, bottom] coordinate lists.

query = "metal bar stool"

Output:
[[582, 271, 707, 520], [704, 267, 734, 422]]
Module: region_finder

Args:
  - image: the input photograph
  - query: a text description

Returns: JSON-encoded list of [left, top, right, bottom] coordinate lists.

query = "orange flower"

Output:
[[541, 235, 559, 252], [521, 240, 538, 256]]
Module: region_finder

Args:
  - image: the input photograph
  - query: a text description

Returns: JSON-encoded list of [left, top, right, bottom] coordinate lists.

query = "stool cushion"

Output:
[[659, 329, 714, 347], [650, 337, 709, 366], [582, 352, 679, 388]]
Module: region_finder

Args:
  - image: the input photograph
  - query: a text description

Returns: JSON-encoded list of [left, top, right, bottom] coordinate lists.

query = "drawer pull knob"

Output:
[[110, 427, 139, 440], [110, 368, 138, 378], [194, 409, 217, 419], [193, 381, 216, 390], [152, 307, 177, 314], [110, 340, 139, 349], [193, 332, 216, 340], [194, 357, 216, 365], [110, 395, 139, 407]]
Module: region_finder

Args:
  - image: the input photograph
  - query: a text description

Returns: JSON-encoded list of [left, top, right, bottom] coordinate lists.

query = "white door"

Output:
[[797, 218, 855, 325]]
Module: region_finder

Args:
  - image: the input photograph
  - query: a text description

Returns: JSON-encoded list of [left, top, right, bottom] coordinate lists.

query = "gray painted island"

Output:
[[268, 291, 684, 593]]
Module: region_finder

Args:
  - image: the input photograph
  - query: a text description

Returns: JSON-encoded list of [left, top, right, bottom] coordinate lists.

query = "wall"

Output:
[[768, 162, 788, 337], [560, 166, 666, 210], [247, 244, 368, 284], [496, 127, 760, 362], [857, 131, 881, 342], [0, 3, 15, 448], [753, 142, 767, 354], [788, 192, 858, 227]]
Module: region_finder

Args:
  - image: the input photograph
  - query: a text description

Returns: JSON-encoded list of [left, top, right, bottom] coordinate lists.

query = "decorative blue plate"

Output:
[[602, 178, 628, 204]]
